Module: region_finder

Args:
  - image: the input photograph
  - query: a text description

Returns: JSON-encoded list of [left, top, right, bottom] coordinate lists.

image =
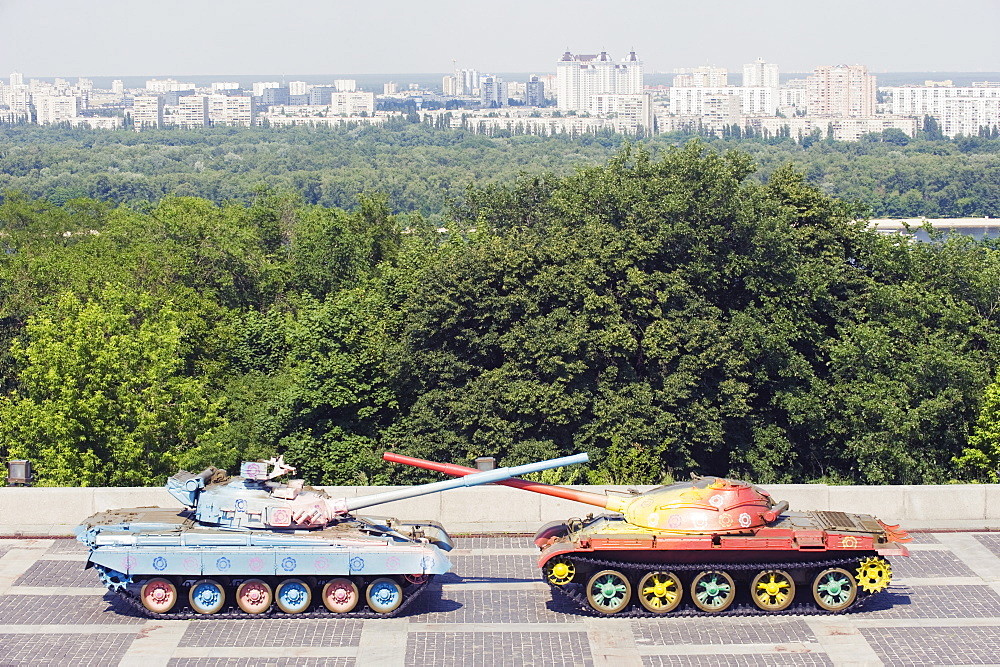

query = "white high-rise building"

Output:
[[10, 72, 24, 87], [806, 65, 876, 117], [132, 95, 165, 128], [34, 95, 79, 124], [670, 87, 775, 116], [289, 81, 309, 96], [743, 58, 779, 88], [673, 66, 728, 88], [329, 91, 375, 116], [146, 78, 195, 93], [208, 95, 255, 126], [112, 80, 124, 95], [556, 50, 643, 111], [888, 84, 1000, 136], [334, 79, 357, 92], [212, 82, 240, 92], [252, 81, 281, 96]]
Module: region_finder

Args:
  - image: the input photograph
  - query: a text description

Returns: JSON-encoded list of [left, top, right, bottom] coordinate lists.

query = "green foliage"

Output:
[[2, 137, 999, 488], [0, 285, 222, 485]]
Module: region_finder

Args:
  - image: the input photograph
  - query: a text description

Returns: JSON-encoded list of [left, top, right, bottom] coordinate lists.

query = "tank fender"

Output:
[[534, 520, 570, 548]]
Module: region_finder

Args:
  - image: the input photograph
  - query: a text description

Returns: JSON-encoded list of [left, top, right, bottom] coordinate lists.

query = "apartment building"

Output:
[[132, 95, 165, 128], [556, 50, 643, 111], [743, 58, 779, 88], [887, 84, 1000, 136], [329, 91, 375, 116], [208, 95, 255, 126], [163, 95, 208, 128], [669, 87, 775, 116], [590, 93, 654, 133], [34, 94, 78, 124], [673, 66, 728, 88], [806, 65, 876, 117]]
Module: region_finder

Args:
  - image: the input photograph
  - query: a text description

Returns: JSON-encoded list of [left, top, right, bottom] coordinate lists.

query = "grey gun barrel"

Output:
[[340, 453, 590, 513]]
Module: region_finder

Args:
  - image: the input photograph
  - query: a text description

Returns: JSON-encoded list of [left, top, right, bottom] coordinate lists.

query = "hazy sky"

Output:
[[1, 0, 998, 78]]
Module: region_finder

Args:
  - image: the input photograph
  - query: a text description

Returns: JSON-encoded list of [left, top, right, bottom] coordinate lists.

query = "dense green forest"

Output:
[[3, 138, 1000, 487], [1, 122, 999, 219]]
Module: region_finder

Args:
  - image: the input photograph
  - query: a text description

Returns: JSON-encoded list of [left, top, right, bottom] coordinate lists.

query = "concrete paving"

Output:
[[1, 533, 1000, 666]]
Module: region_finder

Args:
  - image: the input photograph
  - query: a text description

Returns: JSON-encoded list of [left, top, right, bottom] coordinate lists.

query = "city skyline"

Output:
[[1, 0, 998, 78]]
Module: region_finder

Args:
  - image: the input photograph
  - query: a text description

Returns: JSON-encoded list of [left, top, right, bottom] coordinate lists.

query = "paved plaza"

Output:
[[2, 533, 1000, 666]]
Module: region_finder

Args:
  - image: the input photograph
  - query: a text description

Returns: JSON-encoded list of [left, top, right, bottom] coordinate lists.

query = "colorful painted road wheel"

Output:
[[856, 557, 892, 593], [544, 558, 577, 586], [812, 567, 857, 611], [140, 577, 177, 613], [637, 571, 683, 614], [585, 569, 632, 614], [366, 577, 403, 614], [751, 569, 796, 611], [691, 570, 735, 612], [322, 578, 359, 613], [236, 578, 273, 614], [189, 579, 226, 615], [275, 578, 312, 614]]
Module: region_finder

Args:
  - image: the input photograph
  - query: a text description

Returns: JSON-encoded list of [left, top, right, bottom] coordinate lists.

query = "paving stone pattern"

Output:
[[453, 536, 534, 550], [890, 549, 977, 578], [450, 554, 538, 581], [407, 588, 578, 623], [45, 537, 88, 553], [14, 558, 104, 587], [168, 659, 355, 667], [641, 656, 834, 667], [632, 618, 817, 646], [407, 631, 593, 667], [4, 533, 1000, 664], [0, 632, 134, 666], [0, 593, 144, 625], [861, 584, 1000, 618], [974, 533, 1000, 556], [861, 626, 1000, 665], [903, 533, 941, 544], [179, 618, 364, 647]]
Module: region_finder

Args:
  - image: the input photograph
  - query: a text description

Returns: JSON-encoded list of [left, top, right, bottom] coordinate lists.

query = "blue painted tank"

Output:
[[76, 453, 588, 617]]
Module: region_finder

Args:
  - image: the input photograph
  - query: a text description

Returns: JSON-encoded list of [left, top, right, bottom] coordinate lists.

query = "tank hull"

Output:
[[536, 511, 908, 615], [78, 507, 450, 618]]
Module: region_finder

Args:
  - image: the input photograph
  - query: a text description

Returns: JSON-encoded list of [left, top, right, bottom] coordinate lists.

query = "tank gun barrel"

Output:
[[337, 453, 590, 514], [382, 453, 627, 512]]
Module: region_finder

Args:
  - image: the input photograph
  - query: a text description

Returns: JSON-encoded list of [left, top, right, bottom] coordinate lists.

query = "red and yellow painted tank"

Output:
[[385, 453, 910, 616]]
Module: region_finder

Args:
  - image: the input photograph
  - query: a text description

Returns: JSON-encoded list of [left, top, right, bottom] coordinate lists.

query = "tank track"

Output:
[[104, 573, 432, 620], [545, 553, 877, 617]]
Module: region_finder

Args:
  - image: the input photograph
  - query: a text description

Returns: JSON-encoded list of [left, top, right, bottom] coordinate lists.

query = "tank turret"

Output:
[[386, 452, 911, 616], [76, 452, 588, 618]]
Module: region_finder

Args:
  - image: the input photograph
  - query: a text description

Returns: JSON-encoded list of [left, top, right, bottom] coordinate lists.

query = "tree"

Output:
[[0, 284, 223, 485]]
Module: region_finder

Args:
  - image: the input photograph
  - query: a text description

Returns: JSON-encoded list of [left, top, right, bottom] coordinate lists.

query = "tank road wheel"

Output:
[[140, 577, 178, 614], [691, 570, 736, 612], [751, 569, 796, 612], [236, 578, 273, 614], [856, 557, 893, 594], [637, 571, 683, 614], [275, 578, 312, 614], [544, 557, 576, 586], [366, 577, 403, 614], [189, 579, 226, 615], [586, 569, 632, 614], [812, 567, 858, 611], [322, 578, 359, 613]]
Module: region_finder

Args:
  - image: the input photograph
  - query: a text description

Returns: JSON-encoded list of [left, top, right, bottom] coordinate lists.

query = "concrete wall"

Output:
[[3, 483, 999, 536]]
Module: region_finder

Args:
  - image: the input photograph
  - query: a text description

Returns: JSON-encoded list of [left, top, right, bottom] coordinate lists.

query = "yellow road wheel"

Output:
[[637, 571, 683, 614], [544, 558, 576, 586], [856, 556, 892, 593], [751, 569, 796, 611]]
